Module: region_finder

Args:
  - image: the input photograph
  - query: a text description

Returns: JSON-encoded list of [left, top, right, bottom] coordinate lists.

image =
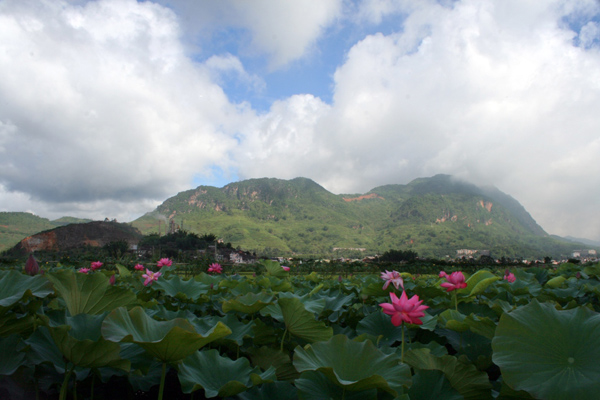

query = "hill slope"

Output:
[[132, 175, 583, 259]]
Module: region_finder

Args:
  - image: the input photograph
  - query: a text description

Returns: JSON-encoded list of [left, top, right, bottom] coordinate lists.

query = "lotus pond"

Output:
[[1, 259, 600, 400]]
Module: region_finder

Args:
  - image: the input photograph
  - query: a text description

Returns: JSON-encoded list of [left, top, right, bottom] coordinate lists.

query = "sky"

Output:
[[1, 0, 600, 241]]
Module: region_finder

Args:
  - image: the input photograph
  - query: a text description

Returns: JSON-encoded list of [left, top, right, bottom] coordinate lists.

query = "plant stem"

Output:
[[401, 323, 405, 363], [453, 291, 458, 311], [158, 362, 167, 400], [59, 364, 74, 400], [280, 328, 288, 352]]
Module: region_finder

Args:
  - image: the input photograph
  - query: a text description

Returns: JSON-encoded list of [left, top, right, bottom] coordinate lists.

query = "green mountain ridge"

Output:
[[131, 175, 586, 259], [0, 212, 92, 252]]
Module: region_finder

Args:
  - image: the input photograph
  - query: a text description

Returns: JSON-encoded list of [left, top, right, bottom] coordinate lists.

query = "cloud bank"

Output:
[[1, 0, 599, 241]]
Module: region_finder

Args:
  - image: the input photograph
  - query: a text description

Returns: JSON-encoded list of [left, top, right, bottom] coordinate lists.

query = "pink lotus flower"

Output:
[[90, 261, 103, 271], [504, 272, 516, 283], [281, 266, 290, 271], [24, 254, 40, 276], [156, 258, 172, 268], [380, 291, 429, 326], [142, 269, 162, 286], [381, 270, 404, 290], [109, 275, 116, 285], [134, 264, 145, 271], [439, 271, 467, 292], [78, 268, 90, 274], [207, 263, 223, 274]]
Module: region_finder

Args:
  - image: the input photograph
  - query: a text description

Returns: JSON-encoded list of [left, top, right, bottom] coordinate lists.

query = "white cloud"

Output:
[[157, 0, 342, 69], [0, 0, 248, 219], [235, 0, 600, 239]]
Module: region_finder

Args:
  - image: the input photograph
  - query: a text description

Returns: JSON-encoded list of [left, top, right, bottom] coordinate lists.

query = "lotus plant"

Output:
[[24, 254, 40, 276], [440, 270, 467, 310], [142, 269, 162, 286], [78, 267, 90, 274], [504, 271, 516, 283], [380, 291, 428, 362], [134, 263, 145, 271], [90, 261, 103, 271], [381, 270, 404, 291], [208, 263, 223, 274], [156, 258, 172, 268], [281, 265, 290, 271]]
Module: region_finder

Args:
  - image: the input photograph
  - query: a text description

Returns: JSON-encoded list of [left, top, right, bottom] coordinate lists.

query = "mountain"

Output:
[[0, 212, 94, 253], [6, 220, 142, 255], [131, 175, 585, 259]]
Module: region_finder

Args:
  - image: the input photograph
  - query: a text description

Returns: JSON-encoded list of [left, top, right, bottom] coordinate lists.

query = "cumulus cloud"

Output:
[[157, 0, 342, 69], [0, 0, 248, 219], [235, 0, 600, 239]]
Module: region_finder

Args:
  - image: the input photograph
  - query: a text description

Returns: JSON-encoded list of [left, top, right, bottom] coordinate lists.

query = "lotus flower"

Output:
[[380, 291, 429, 326], [381, 270, 404, 290], [207, 263, 223, 274], [109, 274, 116, 285], [281, 266, 290, 271], [142, 269, 162, 286], [504, 272, 516, 283], [24, 254, 40, 276], [134, 264, 145, 271], [90, 261, 103, 271], [78, 268, 90, 274], [156, 258, 172, 268], [439, 271, 467, 292]]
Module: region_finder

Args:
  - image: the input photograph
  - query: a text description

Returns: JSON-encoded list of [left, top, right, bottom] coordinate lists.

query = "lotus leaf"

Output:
[[0, 335, 26, 376], [222, 292, 274, 314], [404, 348, 492, 400], [0, 270, 53, 310], [47, 269, 136, 315], [355, 310, 405, 346], [101, 306, 231, 363], [153, 274, 210, 301], [460, 270, 499, 297], [262, 259, 289, 278], [295, 370, 379, 400], [235, 381, 298, 400], [408, 369, 464, 400], [178, 349, 276, 397], [492, 300, 600, 400], [293, 334, 411, 395], [279, 297, 333, 343]]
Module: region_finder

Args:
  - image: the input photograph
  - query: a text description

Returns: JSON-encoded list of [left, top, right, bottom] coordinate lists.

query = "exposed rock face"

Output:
[[13, 221, 142, 253], [343, 193, 385, 202]]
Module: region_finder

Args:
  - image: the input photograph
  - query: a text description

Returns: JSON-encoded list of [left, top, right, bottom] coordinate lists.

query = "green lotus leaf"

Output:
[[438, 310, 469, 332], [293, 334, 411, 395], [101, 306, 232, 363], [178, 349, 276, 397], [280, 292, 327, 315], [115, 264, 131, 278], [404, 348, 492, 400], [459, 270, 499, 297], [492, 300, 600, 400], [0, 313, 36, 336], [235, 381, 298, 400], [279, 297, 333, 343], [355, 310, 405, 346], [222, 292, 274, 314], [247, 346, 299, 381], [408, 369, 464, 400], [0, 270, 53, 310], [49, 327, 129, 370], [545, 275, 567, 288], [25, 326, 70, 373], [262, 259, 289, 278], [47, 269, 136, 315], [295, 370, 379, 400], [153, 274, 210, 301], [0, 335, 27, 375], [203, 314, 255, 345]]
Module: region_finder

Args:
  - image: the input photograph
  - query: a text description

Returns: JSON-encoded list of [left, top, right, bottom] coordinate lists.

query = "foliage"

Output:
[[1, 257, 600, 399]]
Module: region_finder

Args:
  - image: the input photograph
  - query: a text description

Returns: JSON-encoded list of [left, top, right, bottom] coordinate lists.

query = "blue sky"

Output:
[[1, 0, 600, 241]]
